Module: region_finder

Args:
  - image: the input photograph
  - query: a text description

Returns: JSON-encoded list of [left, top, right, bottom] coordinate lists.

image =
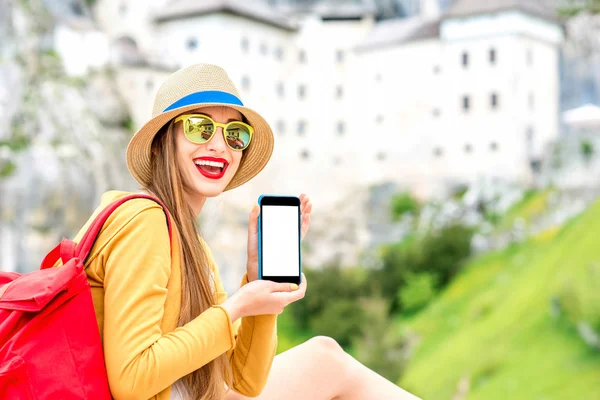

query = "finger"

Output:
[[248, 203, 259, 236], [304, 200, 312, 214], [298, 273, 307, 291], [300, 194, 309, 212], [302, 213, 310, 239]]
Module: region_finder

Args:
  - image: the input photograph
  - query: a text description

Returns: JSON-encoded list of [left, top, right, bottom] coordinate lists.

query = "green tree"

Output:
[[391, 192, 419, 220], [399, 272, 438, 313]]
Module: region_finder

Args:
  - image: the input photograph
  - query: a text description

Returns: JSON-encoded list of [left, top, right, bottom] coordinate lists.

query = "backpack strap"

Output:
[[41, 194, 172, 270]]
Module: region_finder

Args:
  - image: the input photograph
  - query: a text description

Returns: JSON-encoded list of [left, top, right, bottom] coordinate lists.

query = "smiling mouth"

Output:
[[194, 158, 229, 180]]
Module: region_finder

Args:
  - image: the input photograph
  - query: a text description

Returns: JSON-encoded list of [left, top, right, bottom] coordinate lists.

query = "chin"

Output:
[[190, 181, 228, 197]]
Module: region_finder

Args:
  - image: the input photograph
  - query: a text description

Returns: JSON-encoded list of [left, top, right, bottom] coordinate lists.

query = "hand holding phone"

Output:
[[258, 195, 302, 285], [221, 275, 307, 321]]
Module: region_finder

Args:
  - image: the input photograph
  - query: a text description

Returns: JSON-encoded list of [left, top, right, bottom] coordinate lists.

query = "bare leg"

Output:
[[225, 336, 421, 400]]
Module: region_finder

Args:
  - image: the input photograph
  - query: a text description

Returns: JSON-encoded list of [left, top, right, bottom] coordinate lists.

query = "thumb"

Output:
[[270, 281, 299, 293]]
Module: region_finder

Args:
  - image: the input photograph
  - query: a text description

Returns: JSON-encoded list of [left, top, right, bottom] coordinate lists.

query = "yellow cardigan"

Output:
[[73, 191, 277, 400]]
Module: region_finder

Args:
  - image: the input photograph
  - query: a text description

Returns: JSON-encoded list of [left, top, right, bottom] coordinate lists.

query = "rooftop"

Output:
[[154, 0, 298, 31], [357, 15, 439, 51], [444, 0, 558, 23]]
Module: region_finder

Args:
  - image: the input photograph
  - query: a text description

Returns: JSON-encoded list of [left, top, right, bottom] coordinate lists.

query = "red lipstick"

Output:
[[193, 156, 229, 180]]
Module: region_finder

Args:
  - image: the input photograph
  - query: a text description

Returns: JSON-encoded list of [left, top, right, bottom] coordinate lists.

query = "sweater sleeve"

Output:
[[206, 246, 278, 397], [101, 206, 236, 400]]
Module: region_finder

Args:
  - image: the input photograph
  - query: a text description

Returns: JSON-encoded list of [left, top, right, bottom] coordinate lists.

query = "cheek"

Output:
[[229, 152, 243, 174]]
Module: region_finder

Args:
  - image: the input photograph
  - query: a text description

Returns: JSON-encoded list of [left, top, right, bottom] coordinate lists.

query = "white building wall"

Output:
[[97, 1, 564, 205], [355, 39, 444, 191], [93, 0, 169, 57]]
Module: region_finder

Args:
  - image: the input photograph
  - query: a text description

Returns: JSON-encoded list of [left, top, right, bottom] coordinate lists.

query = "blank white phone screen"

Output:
[[262, 205, 300, 276]]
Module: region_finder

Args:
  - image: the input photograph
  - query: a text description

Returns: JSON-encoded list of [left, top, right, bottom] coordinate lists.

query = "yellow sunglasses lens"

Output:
[[225, 123, 252, 150], [184, 116, 215, 143]]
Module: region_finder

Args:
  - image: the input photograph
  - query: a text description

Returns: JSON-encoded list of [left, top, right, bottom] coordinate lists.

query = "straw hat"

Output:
[[126, 63, 274, 191]]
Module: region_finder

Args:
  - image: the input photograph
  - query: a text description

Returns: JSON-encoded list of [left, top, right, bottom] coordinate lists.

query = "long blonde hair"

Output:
[[148, 121, 233, 399]]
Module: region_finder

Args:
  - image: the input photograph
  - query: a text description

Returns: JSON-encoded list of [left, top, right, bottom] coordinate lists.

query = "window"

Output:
[[276, 120, 285, 135], [335, 85, 343, 99], [336, 50, 344, 63], [260, 42, 268, 55], [462, 95, 470, 112], [186, 38, 198, 50], [376, 114, 384, 124], [490, 142, 498, 152], [489, 48, 496, 65], [241, 37, 249, 52], [241, 75, 250, 91], [299, 49, 306, 63], [461, 52, 469, 67], [464, 144, 473, 153], [298, 84, 306, 100], [276, 82, 284, 98], [376, 152, 386, 161], [433, 147, 444, 157], [526, 126, 535, 154], [274, 46, 284, 60], [528, 93, 534, 110], [71, 2, 84, 15], [300, 149, 310, 160], [490, 93, 498, 109], [336, 121, 345, 135], [297, 120, 306, 135]]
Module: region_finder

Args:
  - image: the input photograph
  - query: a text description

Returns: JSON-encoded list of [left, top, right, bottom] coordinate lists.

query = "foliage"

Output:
[[276, 310, 314, 354], [399, 272, 438, 313], [309, 298, 366, 348], [122, 117, 135, 133], [451, 184, 469, 201], [557, 0, 600, 16], [497, 188, 553, 230], [378, 223, 473, 312], [286, 266, 370, 347], [391, 192, 419, 220], [0, 125, 31, 152], [558, 263, 600, 335], [419, 223, 474, 286], [353, 297, 407, 381], [398, 199, 600, 399], [580, 139, 594, 163], [0, 160, 17, 178]]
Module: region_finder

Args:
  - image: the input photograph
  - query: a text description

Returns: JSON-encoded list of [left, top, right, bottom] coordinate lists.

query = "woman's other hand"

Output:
[[246, 194, 312, 282], [221, 274, 307, 321]]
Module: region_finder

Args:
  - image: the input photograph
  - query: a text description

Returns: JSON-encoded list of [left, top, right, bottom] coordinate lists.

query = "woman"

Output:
[[74, 64, 419, 400]]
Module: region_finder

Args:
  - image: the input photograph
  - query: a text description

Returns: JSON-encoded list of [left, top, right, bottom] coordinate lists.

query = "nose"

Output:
[[206, 126, 227, 154]]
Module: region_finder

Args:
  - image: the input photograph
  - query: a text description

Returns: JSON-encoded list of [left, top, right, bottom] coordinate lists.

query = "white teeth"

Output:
[[194, 160, 225, 168]]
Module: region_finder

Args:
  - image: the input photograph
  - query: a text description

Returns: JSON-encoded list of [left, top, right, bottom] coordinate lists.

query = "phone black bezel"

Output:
[[259, 196, 302, 285]]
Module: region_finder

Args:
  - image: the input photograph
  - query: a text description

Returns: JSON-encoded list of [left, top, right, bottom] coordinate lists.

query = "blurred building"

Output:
[[91, 0, 564, 205]]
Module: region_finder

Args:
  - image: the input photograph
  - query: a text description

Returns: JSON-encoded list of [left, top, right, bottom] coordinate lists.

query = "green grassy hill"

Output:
[[398, 202, 600, 399]]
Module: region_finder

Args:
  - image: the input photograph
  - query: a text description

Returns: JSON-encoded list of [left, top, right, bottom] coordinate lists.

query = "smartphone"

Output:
[[258, 195, 302, 285]]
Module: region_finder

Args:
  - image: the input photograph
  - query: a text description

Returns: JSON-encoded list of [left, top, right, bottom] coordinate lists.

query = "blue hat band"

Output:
[[163, 90, 244, 112]]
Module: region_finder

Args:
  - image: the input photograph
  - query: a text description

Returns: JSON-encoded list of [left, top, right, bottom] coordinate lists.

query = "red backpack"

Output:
[[0, 194, 172, 399]]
